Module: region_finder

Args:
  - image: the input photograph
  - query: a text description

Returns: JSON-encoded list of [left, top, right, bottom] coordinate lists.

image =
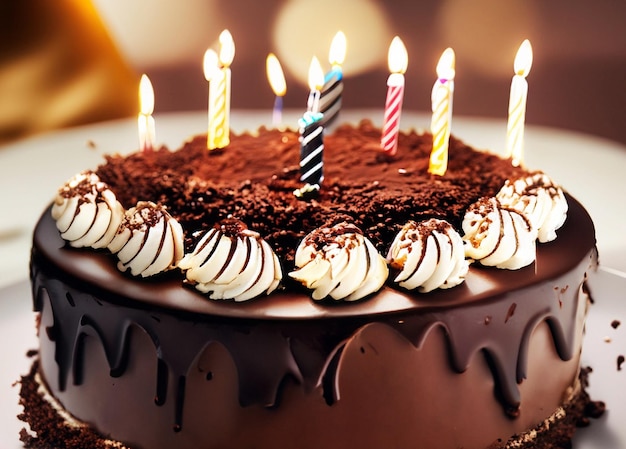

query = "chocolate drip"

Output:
[[31, 250, 593, 429]]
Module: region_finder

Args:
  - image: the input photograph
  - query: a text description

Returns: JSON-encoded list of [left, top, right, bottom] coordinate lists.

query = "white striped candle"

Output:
[[299, 111, 325, 188], [506, 39, 533, 167], [138, 74, 156, 152], [306, 56, 325, 113]]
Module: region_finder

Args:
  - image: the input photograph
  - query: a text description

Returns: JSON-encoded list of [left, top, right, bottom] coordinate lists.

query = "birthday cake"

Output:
[[17, 117, 605, 449]]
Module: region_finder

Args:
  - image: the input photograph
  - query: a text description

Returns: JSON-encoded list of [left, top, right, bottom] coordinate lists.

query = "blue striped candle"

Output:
[[319, 69, 343, 128], [319, 31, 346, 127], [296, 111, 325, 197]]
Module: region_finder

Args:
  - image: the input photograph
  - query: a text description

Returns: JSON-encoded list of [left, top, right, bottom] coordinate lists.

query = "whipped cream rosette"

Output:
[[462, 197, 537, 270], [289, 222, 388, 301], [496, 171, 568, 243], [52, 171, 124, 249], [387, 218, 469, 293], [178, 218, 282, 301], [108, 201, 184, 277]]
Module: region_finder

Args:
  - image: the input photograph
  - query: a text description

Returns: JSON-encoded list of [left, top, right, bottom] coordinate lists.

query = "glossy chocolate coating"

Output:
[[31, 193, 596, 449]]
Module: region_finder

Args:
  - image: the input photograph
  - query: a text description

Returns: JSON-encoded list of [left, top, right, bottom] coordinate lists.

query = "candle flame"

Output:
[[308, 56, 325, 91], [266, 53, 287, 97], [139, 74, 154, 115], [329, 31, 347, 66], [388, 36, 408, 75], [219, 29, 235, 67], [203, 49, 219, 81], [514, 39, 533, 77], [436, 48, 456, 81]]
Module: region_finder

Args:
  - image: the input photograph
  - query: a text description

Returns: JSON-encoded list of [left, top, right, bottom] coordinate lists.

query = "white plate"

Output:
[[0, 268, 624, 448]]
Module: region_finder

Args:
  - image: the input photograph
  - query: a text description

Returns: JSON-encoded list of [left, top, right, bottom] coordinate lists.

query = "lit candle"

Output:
[[207, 29, 235, 150], [306, 56, 325, 113], [429, 47, 456, 176], [380, 36, 408, 157], [138, 74, 156, 152], [320, 31, 346, 127], [203, 49, 220, 150], [266, 53, 287, 126], [506, 39, 533, 167], [295, 111, 325, 198]]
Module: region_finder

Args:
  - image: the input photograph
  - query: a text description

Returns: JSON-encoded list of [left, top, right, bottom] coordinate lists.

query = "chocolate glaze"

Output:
[[31, 195, 596, 448]]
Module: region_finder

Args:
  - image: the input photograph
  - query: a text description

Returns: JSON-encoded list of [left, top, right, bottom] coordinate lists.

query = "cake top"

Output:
[[49, 120, 572, 305], [96, 120, 522, 258]]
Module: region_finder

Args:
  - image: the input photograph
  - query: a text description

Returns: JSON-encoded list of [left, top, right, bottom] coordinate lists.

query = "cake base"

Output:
[[17, 355, 604, 449]]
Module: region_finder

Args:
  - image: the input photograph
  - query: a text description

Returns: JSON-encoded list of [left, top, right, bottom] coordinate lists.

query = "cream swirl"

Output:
[[496, 171, 568, 243], [107, 201, 184, 277], [289, 223, 388, 301], [462, 197, 537, 270], [51, 171, 124, 249], [387, 218, 468, 293], [178, 218, 282, 301]]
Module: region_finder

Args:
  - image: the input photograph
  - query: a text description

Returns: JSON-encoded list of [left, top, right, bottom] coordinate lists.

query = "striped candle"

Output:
[[506, 39, 533, 167], [210, 67, 230, 149], [306, 56, 325, 113], [381, 36, 408, 157], [206, 30, 235, 150], [138, 74, 156, 152], [298, 111, 325, 189], [429, 48, 456, 176], [320, 31, 346, 127]]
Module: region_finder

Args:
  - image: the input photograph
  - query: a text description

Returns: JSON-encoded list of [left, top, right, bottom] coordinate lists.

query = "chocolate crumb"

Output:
[[584, 400, 606, 419], [611, 319, 621, 329], [618, 355, 625, 371], [95, 120, 526, 266]]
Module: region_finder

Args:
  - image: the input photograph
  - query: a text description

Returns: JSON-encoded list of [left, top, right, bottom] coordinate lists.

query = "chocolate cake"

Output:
[[20, 120, 604, 448]]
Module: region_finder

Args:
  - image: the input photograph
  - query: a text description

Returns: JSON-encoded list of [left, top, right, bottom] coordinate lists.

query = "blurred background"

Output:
[[1, 0, 626, 145]]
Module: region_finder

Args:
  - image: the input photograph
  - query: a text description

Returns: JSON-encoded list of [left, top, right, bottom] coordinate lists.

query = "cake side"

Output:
[[26, 196, 599, 449]]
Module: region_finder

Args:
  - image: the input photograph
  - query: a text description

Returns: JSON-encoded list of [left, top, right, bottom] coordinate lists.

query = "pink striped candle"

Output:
[[381, 36, 408, 157]]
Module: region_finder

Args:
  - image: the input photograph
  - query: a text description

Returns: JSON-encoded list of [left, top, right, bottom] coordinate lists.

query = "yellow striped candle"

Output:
[[429, 48, 455, 176], [205, 30, 235, 150], [506, 39, 533, 167], [203, 49, 220, 150]]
